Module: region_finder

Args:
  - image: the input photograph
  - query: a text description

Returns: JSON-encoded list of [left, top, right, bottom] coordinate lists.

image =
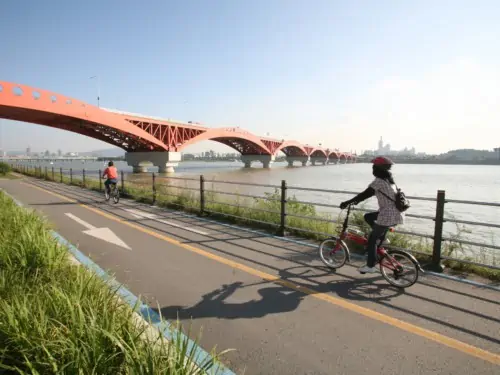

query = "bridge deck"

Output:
[[0, 177, 498, 374]]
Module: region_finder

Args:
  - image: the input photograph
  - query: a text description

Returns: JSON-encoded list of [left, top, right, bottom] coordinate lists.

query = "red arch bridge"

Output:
[[0, 81, 356, 173]]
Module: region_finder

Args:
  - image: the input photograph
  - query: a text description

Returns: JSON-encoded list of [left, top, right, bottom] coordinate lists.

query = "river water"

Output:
[[14, 160, 500, 262]]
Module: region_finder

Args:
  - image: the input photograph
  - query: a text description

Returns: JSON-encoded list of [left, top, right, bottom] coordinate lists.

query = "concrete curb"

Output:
[[0, 188, 236, 375]]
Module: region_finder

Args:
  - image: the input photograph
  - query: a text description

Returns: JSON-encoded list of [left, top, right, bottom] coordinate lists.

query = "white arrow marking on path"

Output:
[[65, 213, 131, 250], [124, 208, 209, 236]]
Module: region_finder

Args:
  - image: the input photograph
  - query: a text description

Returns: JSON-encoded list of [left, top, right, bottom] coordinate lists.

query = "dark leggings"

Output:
[[104, 178, 118, 193], [363, 212, 389, 267]]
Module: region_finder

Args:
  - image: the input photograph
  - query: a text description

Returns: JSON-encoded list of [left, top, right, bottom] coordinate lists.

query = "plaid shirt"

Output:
[[369, 178, 405, 227]]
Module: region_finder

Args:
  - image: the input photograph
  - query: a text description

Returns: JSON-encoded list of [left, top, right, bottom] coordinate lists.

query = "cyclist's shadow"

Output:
[[329, 277, 405, 302], [278, 266, 405, 303]]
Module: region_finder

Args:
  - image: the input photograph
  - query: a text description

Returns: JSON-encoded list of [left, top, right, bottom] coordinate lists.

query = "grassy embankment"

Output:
[[0, 162, 18, 179], [0, 190, 228, 373], [15, 165, 500, 281]]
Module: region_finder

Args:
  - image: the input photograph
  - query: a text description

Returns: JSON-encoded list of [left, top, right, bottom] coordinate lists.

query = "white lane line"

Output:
[[65, 212, 96, 230], [124, 208, 209, 236]]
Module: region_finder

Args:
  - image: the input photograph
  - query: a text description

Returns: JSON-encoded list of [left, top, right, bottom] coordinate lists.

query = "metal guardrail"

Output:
[[10, 163, 500, 272]]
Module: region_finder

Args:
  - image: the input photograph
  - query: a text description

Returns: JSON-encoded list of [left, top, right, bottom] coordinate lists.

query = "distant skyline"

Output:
[[1, 1, 500, 154]]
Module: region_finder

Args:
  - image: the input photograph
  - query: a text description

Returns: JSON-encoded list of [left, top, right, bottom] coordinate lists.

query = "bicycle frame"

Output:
[[333, 205, 400, 270]]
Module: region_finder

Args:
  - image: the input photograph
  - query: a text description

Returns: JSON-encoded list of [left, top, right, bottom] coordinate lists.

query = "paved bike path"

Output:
[[0, 178, 498, 375]]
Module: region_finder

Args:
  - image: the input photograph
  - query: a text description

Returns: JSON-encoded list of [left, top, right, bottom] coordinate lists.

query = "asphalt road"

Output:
[[0, 177, 499, 375]]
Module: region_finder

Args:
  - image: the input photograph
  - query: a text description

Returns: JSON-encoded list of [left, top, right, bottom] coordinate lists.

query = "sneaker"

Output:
[[377, 238, 390, 246], [358, 265, 378, 274]]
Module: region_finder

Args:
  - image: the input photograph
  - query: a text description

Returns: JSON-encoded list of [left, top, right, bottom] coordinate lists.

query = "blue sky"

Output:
[[1, 0, 499, 154]]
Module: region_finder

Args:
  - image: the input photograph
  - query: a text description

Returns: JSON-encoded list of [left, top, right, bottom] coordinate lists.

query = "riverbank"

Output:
[[0, 190, 225, 373], [14, 166, 500, 282], [356, 158, 500, 166]]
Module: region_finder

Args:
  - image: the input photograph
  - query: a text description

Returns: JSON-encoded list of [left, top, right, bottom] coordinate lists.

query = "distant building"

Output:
[[375, 137, 415, 157], [26, 147, 31, 156]]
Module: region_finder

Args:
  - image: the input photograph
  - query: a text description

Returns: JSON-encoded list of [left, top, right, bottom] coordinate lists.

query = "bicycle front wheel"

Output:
[[104, 189, 110, 201], [319, 237, 348, 269], [380, 249, 419, 288]]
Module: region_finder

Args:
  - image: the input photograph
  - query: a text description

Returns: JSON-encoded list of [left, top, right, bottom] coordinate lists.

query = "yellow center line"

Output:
[[22, 181, 500, 366]]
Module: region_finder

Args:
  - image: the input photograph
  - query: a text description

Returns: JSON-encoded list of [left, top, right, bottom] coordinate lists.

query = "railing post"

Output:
[[60, 167, 63, 183], [121, 170, 125, 194], [52, 167, 55, 181], [99, 169, 102, 191], [44, 166, 48, 180], [70, 168, 73, 184], [199, 175, 205, 216], [278, 179, 287, 236], [152, 173, 157, 205], [82, 169, 86, 187], [430, 190, 446, 272]]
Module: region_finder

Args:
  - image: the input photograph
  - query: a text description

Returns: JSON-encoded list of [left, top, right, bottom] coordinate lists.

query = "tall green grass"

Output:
[[0, 161, 11, 176], [0, 191, 228, 374]]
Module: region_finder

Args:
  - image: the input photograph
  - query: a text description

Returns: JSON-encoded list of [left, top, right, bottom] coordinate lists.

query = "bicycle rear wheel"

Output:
[[380, 249, 419, 288], [319, 237, 348, 269], [112, 187, 120, 204]]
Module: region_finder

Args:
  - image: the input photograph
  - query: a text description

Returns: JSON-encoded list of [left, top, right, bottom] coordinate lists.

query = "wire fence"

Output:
[[11, 163, 500, 272]]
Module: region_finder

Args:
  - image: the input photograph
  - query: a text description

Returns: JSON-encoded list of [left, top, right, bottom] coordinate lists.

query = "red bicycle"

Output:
[[319, 204, 423, 288]]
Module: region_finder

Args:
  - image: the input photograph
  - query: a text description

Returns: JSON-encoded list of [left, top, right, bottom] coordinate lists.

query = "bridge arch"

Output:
[[309, 148, 328, 158], [328, 151, 340, 159], [274, 141, 308, 157], [178, 127, 272, 155], [0, 81, 167, 152]]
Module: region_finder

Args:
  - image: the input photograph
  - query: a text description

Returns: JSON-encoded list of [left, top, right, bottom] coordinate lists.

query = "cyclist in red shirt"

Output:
[[102, 161, 118, 195]]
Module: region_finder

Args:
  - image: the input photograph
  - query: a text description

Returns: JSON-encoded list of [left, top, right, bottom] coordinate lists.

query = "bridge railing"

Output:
[[10, 163, 500, 274]]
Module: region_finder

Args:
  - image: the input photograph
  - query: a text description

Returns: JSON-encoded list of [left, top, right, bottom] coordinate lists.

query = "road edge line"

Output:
[[0, 188, 236, 375]]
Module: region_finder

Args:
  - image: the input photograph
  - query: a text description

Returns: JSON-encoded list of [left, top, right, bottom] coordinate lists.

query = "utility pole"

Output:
[[89, 76, 100, 107]]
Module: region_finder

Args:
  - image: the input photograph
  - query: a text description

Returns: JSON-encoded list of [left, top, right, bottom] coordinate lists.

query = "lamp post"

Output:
[[89, 76, 100, 107]]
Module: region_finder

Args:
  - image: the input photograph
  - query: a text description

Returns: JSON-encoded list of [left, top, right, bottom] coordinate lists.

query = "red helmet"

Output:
[[371, 156, 394, 166]]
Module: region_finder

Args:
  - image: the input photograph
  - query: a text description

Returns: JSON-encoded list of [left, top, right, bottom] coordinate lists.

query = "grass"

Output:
[[0, 190, 229, 374], [0, 161, 12, 176], [0, 173, 20, 180], [13, 164, 500, 281]]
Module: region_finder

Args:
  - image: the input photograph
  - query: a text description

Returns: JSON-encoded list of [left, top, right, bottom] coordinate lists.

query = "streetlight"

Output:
[[89, 76, 100, 107]]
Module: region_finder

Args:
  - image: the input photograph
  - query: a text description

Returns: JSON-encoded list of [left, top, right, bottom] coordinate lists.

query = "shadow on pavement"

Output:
[[153, 265, 403, 321], [27, 179, 500, 347]]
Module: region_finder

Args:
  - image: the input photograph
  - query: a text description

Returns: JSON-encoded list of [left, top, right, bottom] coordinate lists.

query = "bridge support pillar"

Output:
[[241, 155, 275, 169], [286, 156, 309, 167], [132, 166, 148, 173], [125, 151, 181, 174], [310, 157, 328, 166]]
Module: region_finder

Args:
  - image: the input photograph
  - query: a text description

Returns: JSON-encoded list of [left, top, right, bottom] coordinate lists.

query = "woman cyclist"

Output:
[[340, 156, 404, 274]]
